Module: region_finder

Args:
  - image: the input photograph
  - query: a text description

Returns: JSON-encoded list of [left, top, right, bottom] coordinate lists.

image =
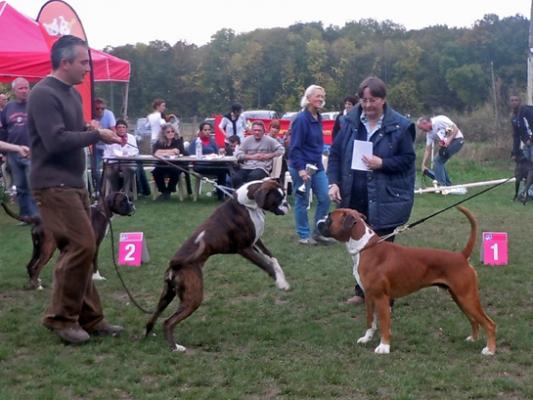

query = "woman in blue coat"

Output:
[[289, 84, 334, 245], [327, 76, 416, 304]]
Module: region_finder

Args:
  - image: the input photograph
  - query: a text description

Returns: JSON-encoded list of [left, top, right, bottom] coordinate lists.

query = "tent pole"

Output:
[[123, 82, 129, 119]]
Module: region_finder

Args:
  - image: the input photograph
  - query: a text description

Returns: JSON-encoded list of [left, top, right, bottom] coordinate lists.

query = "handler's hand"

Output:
[[298, 169, 310, 182], [18, 145, 30, 158], [329, 183, 341, 203], [98, 128, 122, 144], [362, 155, 382, 170]]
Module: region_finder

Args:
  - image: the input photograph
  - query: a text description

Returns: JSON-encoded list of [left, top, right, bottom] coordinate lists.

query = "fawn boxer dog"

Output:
[[1, 192, 135, 289], [513, 155, 533, 204], [146, 179, 290, 352], [317, 206, 496, 355]]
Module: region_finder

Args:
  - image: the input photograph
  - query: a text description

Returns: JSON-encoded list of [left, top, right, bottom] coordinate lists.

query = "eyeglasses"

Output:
[[360, 98, 380, 104], [95, 107, 105, 110], [165, 130, 175, 133]]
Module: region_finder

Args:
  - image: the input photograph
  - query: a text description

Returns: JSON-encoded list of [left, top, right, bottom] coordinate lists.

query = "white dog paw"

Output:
[[276, 280, 290, 291], [357, 329, 375, 344], [374, 343, 390, 354], [465, 335, 476, 342], [172, 344, 186, 353], [481, 347, 495, 356]]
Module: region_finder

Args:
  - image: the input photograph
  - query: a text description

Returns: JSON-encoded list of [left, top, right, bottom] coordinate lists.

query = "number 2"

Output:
[[124, 243, 136, 261]]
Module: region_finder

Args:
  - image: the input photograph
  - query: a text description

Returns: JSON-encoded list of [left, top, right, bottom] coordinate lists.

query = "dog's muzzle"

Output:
[[275, 199, 290, 215], [316, 215, 331, 237]]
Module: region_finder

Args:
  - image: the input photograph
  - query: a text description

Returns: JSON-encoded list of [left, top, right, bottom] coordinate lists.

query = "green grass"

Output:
[[1, 156, 532, 399]]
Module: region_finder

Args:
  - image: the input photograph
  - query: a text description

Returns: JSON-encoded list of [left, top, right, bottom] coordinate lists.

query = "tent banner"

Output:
[[37, 0, 93, 121]]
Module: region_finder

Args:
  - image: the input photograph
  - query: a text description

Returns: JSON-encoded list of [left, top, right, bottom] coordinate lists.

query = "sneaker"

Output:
[[312, 234, 337, 245], [298, 237, 317, 245], [54, 327, 91, 344], [345, 295, 364, 305], [88, 321, 124, 337]]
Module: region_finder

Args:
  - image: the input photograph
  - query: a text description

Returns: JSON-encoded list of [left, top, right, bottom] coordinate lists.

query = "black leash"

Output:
[[106, 216, 154, 314]]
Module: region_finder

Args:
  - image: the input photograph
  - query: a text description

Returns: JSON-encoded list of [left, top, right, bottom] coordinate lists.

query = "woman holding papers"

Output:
[[327, 76, 416, 305]]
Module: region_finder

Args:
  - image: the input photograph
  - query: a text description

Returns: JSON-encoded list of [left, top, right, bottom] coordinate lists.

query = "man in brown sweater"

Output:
[[27, 35, 122, 344]]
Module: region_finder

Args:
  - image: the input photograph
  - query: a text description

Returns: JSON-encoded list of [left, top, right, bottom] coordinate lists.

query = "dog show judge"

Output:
[[27, 35, 123, 345]]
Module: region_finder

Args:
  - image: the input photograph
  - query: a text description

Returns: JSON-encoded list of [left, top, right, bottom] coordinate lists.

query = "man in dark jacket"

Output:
[[327, 77, 415, 304], [510, 95, 533, 161]]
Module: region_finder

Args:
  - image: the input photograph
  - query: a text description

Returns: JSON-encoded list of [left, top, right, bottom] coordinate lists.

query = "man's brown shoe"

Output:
[[88, 322, 124, 337], [345, 295, 364, 305], [55, 327, 90, 344]]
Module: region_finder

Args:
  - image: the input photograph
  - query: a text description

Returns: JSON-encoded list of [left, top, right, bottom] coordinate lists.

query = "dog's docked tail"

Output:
[[457, 206, 477, 259]]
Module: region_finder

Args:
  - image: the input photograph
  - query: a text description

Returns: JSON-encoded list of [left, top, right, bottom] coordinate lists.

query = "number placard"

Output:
[[481, 232, 508, 266], [118, 232, 144, 267]]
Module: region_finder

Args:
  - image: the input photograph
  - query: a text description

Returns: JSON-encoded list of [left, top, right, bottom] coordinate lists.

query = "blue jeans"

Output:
[[434, 138, 464, 186], [289, 167, 330, 239], [7, 153, 38, 217]]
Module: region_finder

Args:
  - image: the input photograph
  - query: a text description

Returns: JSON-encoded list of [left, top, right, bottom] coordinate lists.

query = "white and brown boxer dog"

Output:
[[146, 178, 290, 352], [317, 206, 496, 355], [1, 192, 135, 290]]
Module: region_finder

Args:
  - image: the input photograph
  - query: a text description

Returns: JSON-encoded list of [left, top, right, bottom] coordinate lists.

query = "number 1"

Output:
[[490, 243, 499, 261]]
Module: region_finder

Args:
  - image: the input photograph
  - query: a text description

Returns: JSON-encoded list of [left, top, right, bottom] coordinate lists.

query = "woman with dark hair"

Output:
[[328, 76, 416, 304], [151, 123, 188, 200], [192, 122, 227, 201]]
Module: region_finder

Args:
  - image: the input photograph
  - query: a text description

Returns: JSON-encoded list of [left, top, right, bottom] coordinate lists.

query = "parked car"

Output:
[[281, 111, 298, 121], [320, 111, 340, 121], [242, 110, 279, 120]]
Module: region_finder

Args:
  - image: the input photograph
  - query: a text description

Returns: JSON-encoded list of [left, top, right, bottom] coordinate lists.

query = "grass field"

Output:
[[0, 154, 532, 399]]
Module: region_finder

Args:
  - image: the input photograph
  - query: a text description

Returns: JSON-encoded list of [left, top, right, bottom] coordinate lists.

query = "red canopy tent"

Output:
[[0, 1, 130, 111]]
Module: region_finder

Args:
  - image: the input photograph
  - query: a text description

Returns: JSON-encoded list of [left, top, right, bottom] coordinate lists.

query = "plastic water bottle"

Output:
[[195, 138, 203, 158]]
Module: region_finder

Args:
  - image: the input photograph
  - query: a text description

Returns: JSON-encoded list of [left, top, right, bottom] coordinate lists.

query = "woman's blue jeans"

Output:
[[434, 138, 464, 186], [289, 167, 330, 239]]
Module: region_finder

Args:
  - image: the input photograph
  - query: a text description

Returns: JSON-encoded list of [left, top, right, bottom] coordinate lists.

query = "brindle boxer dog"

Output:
[[513, 155, 533, 204], [1, 192, 135, 290], [146, 179, 290, 352], [317, 206, 496, 355]]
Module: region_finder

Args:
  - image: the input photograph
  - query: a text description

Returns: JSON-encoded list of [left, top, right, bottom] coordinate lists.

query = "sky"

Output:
[[5, 0, 531, 50]]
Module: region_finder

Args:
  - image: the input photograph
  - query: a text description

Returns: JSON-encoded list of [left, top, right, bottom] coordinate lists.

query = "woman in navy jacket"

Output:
[[289, 84, 333, 245], [327, 76, 416, 303]]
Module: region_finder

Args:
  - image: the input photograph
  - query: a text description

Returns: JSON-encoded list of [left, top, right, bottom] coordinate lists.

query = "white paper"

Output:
[[351, 140, 373, 171]]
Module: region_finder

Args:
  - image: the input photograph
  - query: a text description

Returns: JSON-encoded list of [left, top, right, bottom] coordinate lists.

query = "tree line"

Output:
[[101, 14, 528, 121]]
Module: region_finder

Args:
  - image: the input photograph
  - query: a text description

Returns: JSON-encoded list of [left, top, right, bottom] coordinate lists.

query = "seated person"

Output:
[[224, 134, 240, 156], [102, 119, 138, 197], [232, 120, 284, 188], [193, 122, 227, 201], [151, 123, 189, 200]]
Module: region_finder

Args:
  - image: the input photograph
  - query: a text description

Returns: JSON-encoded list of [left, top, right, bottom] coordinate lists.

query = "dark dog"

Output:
[[1, 191, 135, 289], [146, 179, 290, 352], [317, 206, 496, 355], [513, 155, 533, 204]]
